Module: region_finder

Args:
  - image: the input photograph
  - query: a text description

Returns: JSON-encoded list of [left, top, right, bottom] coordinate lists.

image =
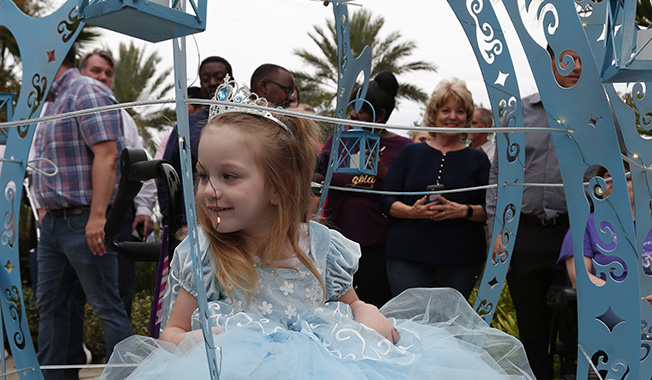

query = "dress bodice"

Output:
[[197, 260, 326, 331], [160, 221, 361, 332]]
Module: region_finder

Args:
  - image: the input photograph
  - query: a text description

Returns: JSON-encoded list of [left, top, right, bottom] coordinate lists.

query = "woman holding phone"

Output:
[[381, 78, 490, 299]]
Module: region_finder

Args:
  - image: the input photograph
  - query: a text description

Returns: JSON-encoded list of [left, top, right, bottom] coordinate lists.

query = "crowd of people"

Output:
[[22, 37, 635, 380]]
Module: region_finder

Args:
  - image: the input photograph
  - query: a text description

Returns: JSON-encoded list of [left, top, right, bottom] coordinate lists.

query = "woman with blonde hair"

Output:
[[381, 78, 490, 299]]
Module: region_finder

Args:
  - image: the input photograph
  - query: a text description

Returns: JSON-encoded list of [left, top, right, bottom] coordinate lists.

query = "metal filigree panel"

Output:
[[503, 0, 641, 378], [0, 0, 84, 378], [446, 0, 526, 326]]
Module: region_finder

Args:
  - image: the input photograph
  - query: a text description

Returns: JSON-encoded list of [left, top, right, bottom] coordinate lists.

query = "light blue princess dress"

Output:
[[100, 221, 534, 380]]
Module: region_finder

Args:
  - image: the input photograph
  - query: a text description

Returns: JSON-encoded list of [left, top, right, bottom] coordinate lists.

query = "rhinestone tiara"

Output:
[[208, 74, 294, 137]]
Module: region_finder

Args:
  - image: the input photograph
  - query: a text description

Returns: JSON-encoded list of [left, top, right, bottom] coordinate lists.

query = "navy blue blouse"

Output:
[[381, 142, 490, 265]]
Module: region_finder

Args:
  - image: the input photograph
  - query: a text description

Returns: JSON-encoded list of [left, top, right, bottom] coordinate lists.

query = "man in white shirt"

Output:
[[469, 107, 495, 161]]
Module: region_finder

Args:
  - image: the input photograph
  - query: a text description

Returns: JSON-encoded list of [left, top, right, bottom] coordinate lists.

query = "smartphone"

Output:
[[427, 184, 444, 203], [131, 222, 145, 241]]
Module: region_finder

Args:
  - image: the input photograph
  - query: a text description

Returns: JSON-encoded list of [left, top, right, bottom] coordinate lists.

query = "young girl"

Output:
[[100, 89, 534, 380]]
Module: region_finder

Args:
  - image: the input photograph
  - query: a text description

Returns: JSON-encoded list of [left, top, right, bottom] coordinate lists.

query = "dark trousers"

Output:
[[353, 245, 393, 308], [507, 216, 569, 380], [387, 257, 482, 300]]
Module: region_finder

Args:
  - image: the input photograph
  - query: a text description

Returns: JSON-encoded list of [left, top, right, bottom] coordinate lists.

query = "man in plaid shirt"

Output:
[[31, 45, 131, 380]]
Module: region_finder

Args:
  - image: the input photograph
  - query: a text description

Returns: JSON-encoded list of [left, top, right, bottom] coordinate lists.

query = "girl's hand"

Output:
[[350, 300, 400, 343], [338, 288, 400, 343], [185, 326, 225, 343]]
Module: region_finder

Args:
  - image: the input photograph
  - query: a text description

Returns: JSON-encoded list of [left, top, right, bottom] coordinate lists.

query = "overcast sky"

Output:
[[75, 0, 538, 130]]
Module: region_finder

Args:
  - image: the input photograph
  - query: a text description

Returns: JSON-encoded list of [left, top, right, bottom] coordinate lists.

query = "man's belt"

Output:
[[521, 213, 569, 227], [49, 205, 91, 218]]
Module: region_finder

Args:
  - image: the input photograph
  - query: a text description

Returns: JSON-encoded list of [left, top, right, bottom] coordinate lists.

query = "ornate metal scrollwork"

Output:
[[57, 6, 80, 43], [1, 181, 16, 248], [4, 285, 26, 349]]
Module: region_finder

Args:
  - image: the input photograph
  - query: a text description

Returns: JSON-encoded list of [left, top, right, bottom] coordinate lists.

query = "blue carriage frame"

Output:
[[0, 0, 650, 379]]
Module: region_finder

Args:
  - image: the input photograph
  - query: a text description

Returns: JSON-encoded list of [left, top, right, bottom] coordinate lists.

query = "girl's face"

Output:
[[197, 126, 277, 239], [435, 97, 467, 136]]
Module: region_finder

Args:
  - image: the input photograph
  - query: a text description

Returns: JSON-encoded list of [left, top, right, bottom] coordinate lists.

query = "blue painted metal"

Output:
[[317, 0, 373, 217], [503, 1, 640, 378], [445, 1, 526, 326], [171, 34, 221, 380], [0, 93, 14, 146], [331, 128, 380, 175], [0, 93, 14, 121], [78, 0, 207, 43], [334, 99, 379, 175], [578, 4, 652, 376], [600, 0, 652, 82], [3, 0, 651, 378], [0, 0, 84, 378]]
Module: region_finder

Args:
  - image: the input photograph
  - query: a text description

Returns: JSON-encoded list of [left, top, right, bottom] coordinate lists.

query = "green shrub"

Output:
[[23, 286, 39, 349], [468, 286, 519, 338], [135, 261, 157, 294]]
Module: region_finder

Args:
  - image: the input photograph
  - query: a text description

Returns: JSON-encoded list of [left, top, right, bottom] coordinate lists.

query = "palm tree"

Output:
[[293, 8, 436, 114], [111, 41, 175, 154]]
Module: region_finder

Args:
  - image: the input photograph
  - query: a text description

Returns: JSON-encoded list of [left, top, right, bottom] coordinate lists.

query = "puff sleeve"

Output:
[[308, 221, 361, 301], [160, 229, 220, 330]]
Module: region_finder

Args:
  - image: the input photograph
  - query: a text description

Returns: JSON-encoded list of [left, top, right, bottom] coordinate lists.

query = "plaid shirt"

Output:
[[32, 68, 124, 211]]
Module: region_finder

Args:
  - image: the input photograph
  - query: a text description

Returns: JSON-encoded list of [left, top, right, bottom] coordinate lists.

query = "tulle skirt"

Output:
[[99, 288, 534, 380]]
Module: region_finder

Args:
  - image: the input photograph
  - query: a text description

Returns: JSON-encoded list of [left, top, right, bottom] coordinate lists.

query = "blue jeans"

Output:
[[36, 211, 132, 380]]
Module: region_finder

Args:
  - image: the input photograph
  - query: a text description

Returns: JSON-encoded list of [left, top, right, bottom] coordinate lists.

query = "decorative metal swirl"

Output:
[[1, 181, 16, 248], [21, 73, 49, 138], [641, 320, 652, 361], [518, 0, 559, 49], [57, 6, 80, 43], [608, 359, 630, 380], [498, 97, 519, 162], [553, 49, 581, 88], [592, 220, 627, 283], [574, 0, 601, 18], [631, 82, 652, 132], [467, 0, 503, 64], [4, 285, 25, 349], [591, 350, 609, 378], [589, 175, 609, 200], [492, 203, 516, 264], [474, 298, 493, 317]]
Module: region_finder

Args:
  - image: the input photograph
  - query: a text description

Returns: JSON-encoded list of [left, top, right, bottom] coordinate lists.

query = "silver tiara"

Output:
[[208, 74, 294, 137]]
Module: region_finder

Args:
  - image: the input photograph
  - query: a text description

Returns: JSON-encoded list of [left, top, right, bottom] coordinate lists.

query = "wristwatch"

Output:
[[465, 204, 473, 218]]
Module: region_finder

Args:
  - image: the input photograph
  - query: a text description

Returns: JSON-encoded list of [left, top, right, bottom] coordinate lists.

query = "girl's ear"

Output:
[[270, 189, 280, 206], [269, 174, 293, 206]]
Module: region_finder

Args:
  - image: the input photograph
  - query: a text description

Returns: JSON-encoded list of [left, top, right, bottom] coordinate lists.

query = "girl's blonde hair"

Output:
[[423, 77, 474, 141], [196, 111, 325, 307]]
